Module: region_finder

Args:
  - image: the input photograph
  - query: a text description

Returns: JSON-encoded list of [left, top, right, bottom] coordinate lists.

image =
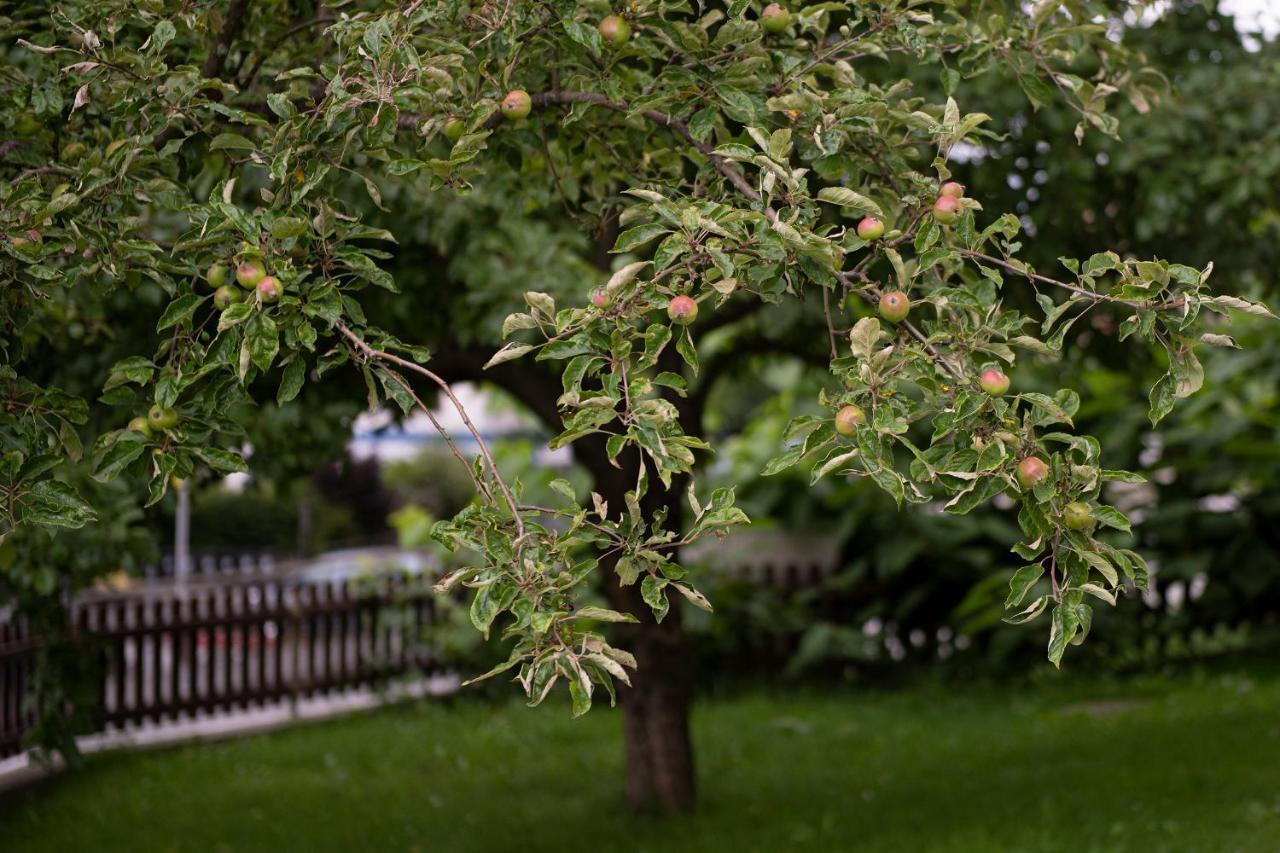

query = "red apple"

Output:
[[878, 290, 910, 323], [933, 195, 960, 225], [857, 217, 885, 241], [979, 369, 1010, 396], [668, 295, 698, 325], [236, 259, 266, 289], [1016, 456, 1048, 489], [939, 181, 964, 198], [834, 405, 866, 437], [501, 90, 532, 120]]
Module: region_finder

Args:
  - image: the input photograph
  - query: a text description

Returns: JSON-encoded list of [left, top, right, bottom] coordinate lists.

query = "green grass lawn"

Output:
[[3, 666, 1280, 852]]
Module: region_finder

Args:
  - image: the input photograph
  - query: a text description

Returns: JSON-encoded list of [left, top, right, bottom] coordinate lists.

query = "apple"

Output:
[[939, 181, 964, 198], [834, 405, 866, 437], [979, 369, 1010, 396], [599, 15, 631, 45], [501, 90, 532, 121], [148, 404, 179, 431], [933, 195, 960, 225], [1016, 456, 1048, 489], [857, 217, 885, 241], [127, 417, 153, 438], [256, 275, 282, 303], [236, 259, 266, 289], [207, 262, 229, 290], [668, 295, 698, 325], [878, 290, 910, 323], [443, 118, 465, 142], [213, 285, 242, 310], [1062, 501, 1095, 530], [761, 3, 790, 33], [9, 229, 41, 249], [61, 141, 87, 160], [591, 288, 610, 309]]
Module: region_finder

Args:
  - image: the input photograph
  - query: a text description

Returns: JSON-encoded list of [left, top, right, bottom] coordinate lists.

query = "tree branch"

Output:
[[334, 321, 526, 540], [202, 0, 252, 81]]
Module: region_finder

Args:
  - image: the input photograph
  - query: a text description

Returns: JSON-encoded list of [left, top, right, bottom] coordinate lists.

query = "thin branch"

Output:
[[202, 0, 252, 81], [334, 321, 526, 540]]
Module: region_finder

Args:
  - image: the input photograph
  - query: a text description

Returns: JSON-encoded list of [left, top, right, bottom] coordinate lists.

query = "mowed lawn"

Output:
[[3, 666, 1280, 853]]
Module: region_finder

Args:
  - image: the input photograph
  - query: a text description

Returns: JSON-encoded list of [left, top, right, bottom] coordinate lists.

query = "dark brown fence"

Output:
[[0, 577, 438, 759]]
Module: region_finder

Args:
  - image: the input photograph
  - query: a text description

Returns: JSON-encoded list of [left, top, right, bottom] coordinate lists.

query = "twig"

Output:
[[335, 321, 526, 540]]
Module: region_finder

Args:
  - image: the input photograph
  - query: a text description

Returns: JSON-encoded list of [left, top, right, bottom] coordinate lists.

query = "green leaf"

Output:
[[640, 574, 669, 622], [217, 302, 253, 332], [1005, 564, 1045, 608], [569, 606, 638, 624], [209, 132, 257, 152], [277, 359, 305, 405], [92, 437, 147, 482], [817, 187, 884, 218], [194, 447, 248, 474], [156, 293, 204, 332], [613, 223, 670, 253]]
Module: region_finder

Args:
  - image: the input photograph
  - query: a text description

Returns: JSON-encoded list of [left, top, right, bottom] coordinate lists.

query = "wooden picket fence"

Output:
[[0, 577, 438, 759]]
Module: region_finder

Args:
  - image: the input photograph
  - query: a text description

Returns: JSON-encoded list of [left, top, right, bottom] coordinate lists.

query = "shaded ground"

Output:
[[3, 666, 1279, 852]]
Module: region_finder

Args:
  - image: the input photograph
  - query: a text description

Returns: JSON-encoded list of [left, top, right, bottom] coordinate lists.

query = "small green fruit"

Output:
[[878, 290, 910, 323], [207, 262, 229, 290], [127, 417, 153, 438], [599, 15, 631, 46], [761, 3, 790, 34], [857, 217, 884, 241], [236, 259, 266, 289], [443, 118, 465, 142], [834, 405, 866, 437], [1016, 456, 1048, 489], [933, 195, 960, 225], [1062, 501, 1095, 531], [148, 405, 179, 431], [256, 275, 282, 303], [979, 369, 1010, 396], [214, 285, 242, 310], [501, 90, 532, 121], [667, 295, 698, 325]]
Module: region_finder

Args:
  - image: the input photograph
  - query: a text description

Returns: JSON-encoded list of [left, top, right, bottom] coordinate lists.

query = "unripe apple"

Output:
[[256, 275, 282, 303], [591, 288, 610, 309], [1016, 456, 1048, 489], [61, 141, 87, 160], [213, 285, 242, 310], [599, 15, 631, 45], [761, 3, 790, 33], [14, 112, 41, 137], [979, 369, 1010, 396], [668, 295, 698, 325], [933, 195, 960, 225], [148, 405, 180, 431], [834, 404, 866, 437], [857, 217, 884, 241], [127, 416, 153, 438], [939, 181, 964, 198], [443, 118, 465, 142], [501, 90, 532, 121], [878, 290, 910, 323], [236, 259, 266, 289], [207, 262, 229, 290], [1062, 501, 1095, 530]]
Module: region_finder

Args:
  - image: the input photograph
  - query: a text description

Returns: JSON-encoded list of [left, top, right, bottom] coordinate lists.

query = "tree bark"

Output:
[[589, 448, 696, 811], [605, 562, 697, 810]]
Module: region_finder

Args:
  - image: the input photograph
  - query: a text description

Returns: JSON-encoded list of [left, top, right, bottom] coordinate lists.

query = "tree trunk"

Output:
[[587, 444, 697, 811], [603, 553, 697, 810]]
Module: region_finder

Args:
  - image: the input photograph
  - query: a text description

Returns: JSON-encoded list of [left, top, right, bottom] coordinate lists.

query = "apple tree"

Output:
[[1, 0, 1272, 807]]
